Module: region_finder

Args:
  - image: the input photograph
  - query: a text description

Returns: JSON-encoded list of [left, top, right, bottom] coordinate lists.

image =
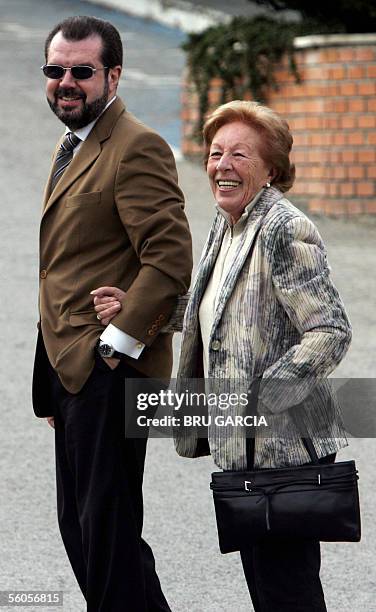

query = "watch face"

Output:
[[99, 343, 114, 357]]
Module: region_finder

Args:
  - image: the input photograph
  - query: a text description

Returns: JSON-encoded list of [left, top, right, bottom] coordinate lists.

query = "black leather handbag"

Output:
[[210, 388, 361, 554]]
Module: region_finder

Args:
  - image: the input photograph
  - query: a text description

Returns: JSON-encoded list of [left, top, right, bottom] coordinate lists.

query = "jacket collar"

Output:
[[216, 186, 265, 227], [186, 186, 284, 329]]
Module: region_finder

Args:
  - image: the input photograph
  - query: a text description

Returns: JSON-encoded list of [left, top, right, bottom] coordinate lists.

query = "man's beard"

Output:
[[47, 81, 109, 130]]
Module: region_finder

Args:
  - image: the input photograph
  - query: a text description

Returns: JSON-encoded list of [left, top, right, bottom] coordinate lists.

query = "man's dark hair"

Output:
[[44, 16, 123, 67]]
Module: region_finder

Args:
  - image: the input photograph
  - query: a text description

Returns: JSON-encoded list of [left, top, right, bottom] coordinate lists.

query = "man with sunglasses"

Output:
[[33, 15, 192, 612]]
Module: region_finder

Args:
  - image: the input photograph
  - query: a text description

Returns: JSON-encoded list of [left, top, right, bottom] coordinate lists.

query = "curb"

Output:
[[85, 0, 230, 33]]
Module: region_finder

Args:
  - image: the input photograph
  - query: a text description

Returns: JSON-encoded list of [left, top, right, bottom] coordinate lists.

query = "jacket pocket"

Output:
[[69, 310, 99, 327], [66, 191, 101, 207]]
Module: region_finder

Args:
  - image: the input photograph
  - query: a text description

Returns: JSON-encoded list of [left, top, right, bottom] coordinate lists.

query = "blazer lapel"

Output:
[[42, 98, 125, 218]]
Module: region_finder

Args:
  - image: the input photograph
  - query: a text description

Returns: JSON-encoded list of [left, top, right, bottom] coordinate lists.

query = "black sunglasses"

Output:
[[41, 64, 108, 80]]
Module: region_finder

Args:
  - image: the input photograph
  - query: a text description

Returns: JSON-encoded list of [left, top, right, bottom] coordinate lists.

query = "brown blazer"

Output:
[[33, 97, 192, 415]]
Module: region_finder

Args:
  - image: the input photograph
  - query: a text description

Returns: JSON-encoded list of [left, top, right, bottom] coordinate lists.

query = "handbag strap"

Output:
[[246, 378, 320, 467]]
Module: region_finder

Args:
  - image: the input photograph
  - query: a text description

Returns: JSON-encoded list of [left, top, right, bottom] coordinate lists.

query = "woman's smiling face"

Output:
[[207, 121, 273, 222]]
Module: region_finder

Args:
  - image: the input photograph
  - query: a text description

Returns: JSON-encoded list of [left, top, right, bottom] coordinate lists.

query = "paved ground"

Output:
[[0, 0, 375, 611]]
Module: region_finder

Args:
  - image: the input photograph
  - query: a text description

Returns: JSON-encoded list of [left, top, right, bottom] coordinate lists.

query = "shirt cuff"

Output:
[[100, 323, 145, 359]]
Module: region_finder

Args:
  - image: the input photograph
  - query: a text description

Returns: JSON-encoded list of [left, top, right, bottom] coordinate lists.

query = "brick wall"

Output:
[[181, 35, 376, 215]]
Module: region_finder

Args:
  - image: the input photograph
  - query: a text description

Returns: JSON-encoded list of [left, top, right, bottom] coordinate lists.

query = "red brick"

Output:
[[323, 83, 340, 96], [368, 133, 376, 145], [322, 48, 340, 63], [333, 167, 347, 179], [332, 132, 347, 146], [329, 151, 342, 163], [346, 200, 364, 216], [268, 99, 288, 113], [289, 116, 306, 131], [348, 99, 364, 112], [339, 82, 357, 96], [307, 150, 326, 163], [325, 99, 348, 113], [340, 182, 355, 196], [341, 150, 357, 163], [354, 47, 374, 61], [358, 115, 376, 128], [310, 166, 327, 179], [300, 66, 328, 80], [358, 81, 376, 96], [308, 116, 324, 129], [363, 201, 376, 214], [337, 48, 355, 62], [328, 183, 340, 196], [356, 182, 374, 196], [346, 201, 365, 215], [323, 116, 339, 129], [348, 166, 365, 179], [358, 150, 375, 163], [367, 166, 376, 179], [347, 131, 364, 146], [281, 83, 306, 98], [310, 132, 332, 146], [340, 115, 357, 129], [328, 66, 346, 79], [347, 65, 365, 79], [367, 99, 376, 112], [367, 65, 376, 79]]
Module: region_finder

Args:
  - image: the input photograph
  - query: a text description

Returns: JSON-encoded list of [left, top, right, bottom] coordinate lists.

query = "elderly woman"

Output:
[[92, 101, 352, 611], [176, 100, 352, 611]]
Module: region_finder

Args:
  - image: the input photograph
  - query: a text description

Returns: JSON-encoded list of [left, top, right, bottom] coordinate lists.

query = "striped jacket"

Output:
[[174, 187, 352, 470]]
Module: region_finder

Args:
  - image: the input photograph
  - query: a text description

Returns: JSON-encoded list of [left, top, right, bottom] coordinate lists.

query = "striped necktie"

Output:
[[51, 132, 81, 191]]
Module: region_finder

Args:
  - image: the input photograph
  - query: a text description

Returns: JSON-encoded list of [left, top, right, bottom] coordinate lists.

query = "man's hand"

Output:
[[90, 286, 125, 325], [46, 416, 55, 428]]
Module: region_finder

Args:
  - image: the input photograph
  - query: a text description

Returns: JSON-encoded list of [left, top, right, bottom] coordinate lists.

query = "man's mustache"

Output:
[[55, 87, 86, 99]]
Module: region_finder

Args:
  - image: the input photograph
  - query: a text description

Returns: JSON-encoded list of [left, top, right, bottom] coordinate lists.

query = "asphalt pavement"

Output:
[[0, 1, 375, 611]]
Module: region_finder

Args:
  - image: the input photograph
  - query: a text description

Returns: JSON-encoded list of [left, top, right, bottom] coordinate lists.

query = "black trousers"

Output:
[[240, 453, 335, 612], [49, 353, 170, 612]]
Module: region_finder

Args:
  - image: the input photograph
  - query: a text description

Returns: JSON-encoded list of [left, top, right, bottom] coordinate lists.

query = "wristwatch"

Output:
[[97, 340, 124, 360]]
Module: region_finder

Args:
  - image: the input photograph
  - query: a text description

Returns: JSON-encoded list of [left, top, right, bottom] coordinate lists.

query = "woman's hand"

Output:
[[90, 286, 125, 326]]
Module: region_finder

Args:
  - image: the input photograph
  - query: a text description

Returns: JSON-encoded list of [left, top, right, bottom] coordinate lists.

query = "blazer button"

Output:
[[40, 269, 47, 279], [136, 342, 143, 349], [158, 314, 165, 321], [211, 340, 221, 351], [151, 324, 158, 331], [147, 329, 155, 336]]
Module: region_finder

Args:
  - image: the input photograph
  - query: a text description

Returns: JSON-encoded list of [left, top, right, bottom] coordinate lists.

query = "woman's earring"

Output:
[[265, 182, 271, 188]]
